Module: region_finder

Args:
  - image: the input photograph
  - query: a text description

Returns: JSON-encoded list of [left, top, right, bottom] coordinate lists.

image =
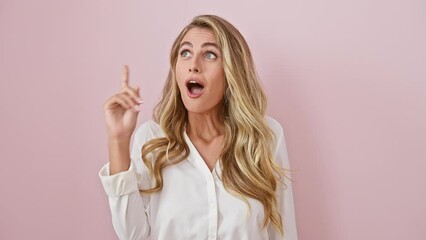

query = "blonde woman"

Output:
[[99, 15, 298, 240]]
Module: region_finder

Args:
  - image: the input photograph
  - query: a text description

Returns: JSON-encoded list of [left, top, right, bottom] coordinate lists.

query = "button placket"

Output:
[[184, 132, 219, 240], [206, 174, 218, 240]]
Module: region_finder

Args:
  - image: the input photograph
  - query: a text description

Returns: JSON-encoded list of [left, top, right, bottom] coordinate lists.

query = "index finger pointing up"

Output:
[[121, 64, 129, 88]]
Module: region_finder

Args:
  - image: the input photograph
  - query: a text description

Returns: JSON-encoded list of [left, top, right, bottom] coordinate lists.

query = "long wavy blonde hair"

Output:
[[140, 15, 288, 236]]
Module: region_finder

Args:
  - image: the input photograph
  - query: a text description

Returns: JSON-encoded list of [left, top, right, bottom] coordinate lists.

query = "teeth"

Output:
[[187, 80, 204, 87]]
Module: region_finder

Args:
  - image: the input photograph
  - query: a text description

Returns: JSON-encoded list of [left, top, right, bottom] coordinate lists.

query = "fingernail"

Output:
[[137, 99, 144, 104], [133, 105, 140, 111]]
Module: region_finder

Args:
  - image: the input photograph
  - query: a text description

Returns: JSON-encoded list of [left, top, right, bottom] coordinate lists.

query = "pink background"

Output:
[[1, 0, 425, 239]]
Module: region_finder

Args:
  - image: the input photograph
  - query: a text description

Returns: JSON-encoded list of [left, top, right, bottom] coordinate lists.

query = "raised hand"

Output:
[[103, 65, 143, 140]]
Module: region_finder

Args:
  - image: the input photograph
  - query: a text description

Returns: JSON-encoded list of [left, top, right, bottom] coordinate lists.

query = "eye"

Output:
[[180, 49, 191, 58], [205, 51, 217, 60]]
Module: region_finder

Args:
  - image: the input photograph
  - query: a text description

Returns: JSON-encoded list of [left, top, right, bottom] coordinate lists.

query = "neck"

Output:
[[186, 108, 225, 142]]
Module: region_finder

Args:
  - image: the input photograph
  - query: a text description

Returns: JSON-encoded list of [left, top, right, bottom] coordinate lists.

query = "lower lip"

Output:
[[186, 88, 205, 98]]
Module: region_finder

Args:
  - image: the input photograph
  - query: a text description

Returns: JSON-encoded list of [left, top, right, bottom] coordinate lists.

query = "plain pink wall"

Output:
[[1, 0, 425, 239]]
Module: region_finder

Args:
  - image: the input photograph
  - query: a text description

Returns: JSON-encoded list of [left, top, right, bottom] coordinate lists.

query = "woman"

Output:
[[99, 15, 298, 240]]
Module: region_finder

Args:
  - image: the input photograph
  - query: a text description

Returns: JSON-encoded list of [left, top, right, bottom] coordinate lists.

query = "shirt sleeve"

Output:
[[98, 123, 153, 240], [267, 118, 299, 240]]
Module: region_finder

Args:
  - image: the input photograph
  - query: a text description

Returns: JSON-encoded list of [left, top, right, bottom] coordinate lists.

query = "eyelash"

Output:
[[179, 49, 189, 57], [206, 51, 218, 58], [179, 49, 218, 59]]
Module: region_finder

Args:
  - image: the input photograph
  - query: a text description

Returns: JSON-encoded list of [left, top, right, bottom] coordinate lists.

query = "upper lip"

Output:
[[185, 77, 206, 88]]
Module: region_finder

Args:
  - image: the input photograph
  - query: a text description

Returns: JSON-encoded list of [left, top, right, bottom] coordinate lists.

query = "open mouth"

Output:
[[186, 80, 205, 97]]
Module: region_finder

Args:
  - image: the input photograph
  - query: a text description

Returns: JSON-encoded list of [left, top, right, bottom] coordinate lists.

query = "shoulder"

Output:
[[265, 116, 288, 153], [133, 119, 165, 145], [265, 115, 284, 138], [265, 116, 291, 168]]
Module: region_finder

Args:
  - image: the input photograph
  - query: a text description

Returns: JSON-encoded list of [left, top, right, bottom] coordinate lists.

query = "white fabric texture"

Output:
[[98, 116, 298, 240]]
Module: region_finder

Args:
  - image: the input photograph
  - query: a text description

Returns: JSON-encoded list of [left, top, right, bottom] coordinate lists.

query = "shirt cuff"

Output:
[[98, 161, 140, 197]]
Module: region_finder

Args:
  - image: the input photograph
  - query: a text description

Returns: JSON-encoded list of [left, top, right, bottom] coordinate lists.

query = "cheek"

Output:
[[175, 63, 187, 88], [211, 70, 226, 98], [215, 68, 226, 91]]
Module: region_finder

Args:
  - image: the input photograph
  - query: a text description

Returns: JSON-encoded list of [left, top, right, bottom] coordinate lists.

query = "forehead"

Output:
[[180, 27, 218, 45]]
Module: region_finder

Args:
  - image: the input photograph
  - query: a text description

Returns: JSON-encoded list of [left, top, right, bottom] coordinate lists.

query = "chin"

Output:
[[179, 88, 224, 115], [183, 101, 224, 116], [182, 101, 209, 114]]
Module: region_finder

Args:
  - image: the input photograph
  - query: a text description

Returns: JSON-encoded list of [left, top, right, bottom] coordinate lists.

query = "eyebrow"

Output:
[[179, 41, 221, 50]]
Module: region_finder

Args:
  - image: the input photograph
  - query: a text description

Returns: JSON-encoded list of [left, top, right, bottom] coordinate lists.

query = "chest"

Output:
[[149, 161, 267, 239], [189, 136, 224, 171]]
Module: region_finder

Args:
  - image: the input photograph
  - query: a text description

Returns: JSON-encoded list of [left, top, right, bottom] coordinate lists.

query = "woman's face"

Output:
[[175, 27, 226, 115]]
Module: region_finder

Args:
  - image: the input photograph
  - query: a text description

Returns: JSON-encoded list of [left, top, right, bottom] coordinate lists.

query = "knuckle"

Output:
[[123, 85, 137, 95], [120, 86, 128, 93]]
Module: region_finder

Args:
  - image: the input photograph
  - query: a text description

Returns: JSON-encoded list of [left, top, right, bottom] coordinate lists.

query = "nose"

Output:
[[189, 57, 201, 73], [189, 65, 200, 73]]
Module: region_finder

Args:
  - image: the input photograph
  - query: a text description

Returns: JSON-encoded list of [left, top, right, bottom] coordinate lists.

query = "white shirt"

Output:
[[98, 116, 298, 240]]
